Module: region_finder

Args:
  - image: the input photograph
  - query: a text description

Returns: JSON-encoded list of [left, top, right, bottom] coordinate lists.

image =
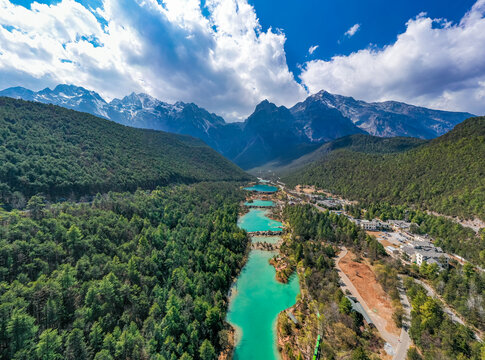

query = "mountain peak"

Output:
[[254, 99, 278, 112]]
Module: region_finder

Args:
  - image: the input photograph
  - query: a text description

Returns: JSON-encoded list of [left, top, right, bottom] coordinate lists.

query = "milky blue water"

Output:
[[227, 250, 300, 360], [244, 184, 278, 192], [237, 209, 282, 232], [244, 199, 274, 207]]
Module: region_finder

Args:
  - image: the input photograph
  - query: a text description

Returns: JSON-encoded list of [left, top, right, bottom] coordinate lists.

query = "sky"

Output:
[[1, 0, 484, 121]]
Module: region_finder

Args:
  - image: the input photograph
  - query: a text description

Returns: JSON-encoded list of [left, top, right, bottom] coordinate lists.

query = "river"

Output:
[[243, 184, 278, 192], [227, 250, 299, 360], [227, 186, 299, 360]]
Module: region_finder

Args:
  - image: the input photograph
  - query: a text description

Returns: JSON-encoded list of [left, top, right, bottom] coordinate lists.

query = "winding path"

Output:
[[413, 278, 483, 342]]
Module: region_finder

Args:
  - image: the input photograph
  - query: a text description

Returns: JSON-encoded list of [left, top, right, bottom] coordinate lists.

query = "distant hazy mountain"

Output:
[[0, 85, 474, 169]]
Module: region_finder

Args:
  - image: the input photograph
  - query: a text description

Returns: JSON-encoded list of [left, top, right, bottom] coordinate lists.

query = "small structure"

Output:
[[388, 220, 412, 231], [346, 296, 373, 325], [385, 245, 399, 255], [353, 219, 387, 231]]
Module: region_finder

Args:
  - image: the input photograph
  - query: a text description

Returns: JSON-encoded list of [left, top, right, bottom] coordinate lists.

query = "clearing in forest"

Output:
[[338, 251, 400, 337]]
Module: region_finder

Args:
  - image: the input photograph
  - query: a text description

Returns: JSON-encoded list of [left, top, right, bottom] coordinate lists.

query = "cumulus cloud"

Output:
[[308, 45, 319, 55], [0, 0, 306, 120], [301, 1, 485, 115], [344, 23, 360, 37]]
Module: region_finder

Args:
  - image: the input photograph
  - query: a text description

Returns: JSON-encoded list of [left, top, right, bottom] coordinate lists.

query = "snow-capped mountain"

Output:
[[1, 84, 110, 118], [305, 90, 474, 138], [0, 84, 475, 169], [0, 85, 226, 150]]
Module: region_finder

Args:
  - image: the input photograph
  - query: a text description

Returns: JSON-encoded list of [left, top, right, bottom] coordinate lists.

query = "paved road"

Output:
[[394, 276, 412, 360], [335, 248, 400, 352]]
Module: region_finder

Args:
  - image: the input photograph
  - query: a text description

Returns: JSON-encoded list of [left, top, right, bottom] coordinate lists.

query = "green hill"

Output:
[[250, 133, 425, 174], [284, 117, 485, 220], [0, 97, 250, 206]]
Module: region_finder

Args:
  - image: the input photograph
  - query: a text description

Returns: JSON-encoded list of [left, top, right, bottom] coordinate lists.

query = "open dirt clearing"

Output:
[[339, 251, 400, 337]]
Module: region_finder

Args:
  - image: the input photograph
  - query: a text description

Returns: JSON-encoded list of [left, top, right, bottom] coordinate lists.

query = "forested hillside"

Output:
[[251, 134, 426, 174], [284, 117, 485, 220], [0, 183, 248, 360], [0, 97, 250, 208]]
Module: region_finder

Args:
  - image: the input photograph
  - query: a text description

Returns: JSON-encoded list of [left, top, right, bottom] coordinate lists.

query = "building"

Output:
[[354, 219, 386, 231], [400, 240, 449, 269], [388, 220, 412, 231], [385, 245, 400, 256]]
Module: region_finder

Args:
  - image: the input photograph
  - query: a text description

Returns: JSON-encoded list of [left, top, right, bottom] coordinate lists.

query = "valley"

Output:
[[0, 88, 484, 360], [2, 1, 485, 359]]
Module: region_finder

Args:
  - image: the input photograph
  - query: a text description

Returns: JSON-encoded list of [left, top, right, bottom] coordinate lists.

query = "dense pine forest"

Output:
[[0, 183, 248, 360], [0, 97, 250, 208], [284, 117, 485, 221], [404, 278, 483, 360]]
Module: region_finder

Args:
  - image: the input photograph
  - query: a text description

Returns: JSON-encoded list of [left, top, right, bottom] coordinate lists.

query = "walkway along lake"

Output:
[[227, 190, 300, 360]]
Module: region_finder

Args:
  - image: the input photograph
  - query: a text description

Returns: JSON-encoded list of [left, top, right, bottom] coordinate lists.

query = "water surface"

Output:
[[244, 199, 274, 207], [227, 250, 300, 360], [244, 184, 278, 193], [238, 209, 282, 232]]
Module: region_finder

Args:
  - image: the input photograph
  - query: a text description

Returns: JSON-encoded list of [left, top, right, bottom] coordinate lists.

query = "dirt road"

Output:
[[335, 248, 400, 353]]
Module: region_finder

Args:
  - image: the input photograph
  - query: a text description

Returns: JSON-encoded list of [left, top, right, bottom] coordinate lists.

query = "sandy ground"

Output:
[[338, 251, 400, 337], [367, 231, 395, 248], [295, 184, 316, 194]]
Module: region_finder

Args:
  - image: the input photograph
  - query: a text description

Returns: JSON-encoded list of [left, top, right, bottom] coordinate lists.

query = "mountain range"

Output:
[[0, 84, 474, 169]]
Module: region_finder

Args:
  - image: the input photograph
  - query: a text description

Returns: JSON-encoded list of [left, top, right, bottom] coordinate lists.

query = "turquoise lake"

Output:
[[251, 236, 282, 244], [227, 250, 300, 360], [237, 209, 282, 232], [244, 184, 278, 192], [244, 199, 274, 207]]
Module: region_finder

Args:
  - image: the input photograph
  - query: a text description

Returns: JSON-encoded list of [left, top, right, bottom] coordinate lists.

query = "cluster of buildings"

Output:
[[350, 217, 449, 270], [352, 219, 388, 231], [351, 219, 414, 231]]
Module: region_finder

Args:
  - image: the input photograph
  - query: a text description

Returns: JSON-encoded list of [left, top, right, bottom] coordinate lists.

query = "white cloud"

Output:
[[0, 0, 307, 120], [344, 23, 360, 37], [301, 1, 485, 115], [308, 45, 318, 55], [1, 0, 485, 119]]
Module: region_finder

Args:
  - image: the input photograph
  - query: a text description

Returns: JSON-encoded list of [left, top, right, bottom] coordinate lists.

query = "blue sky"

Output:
[[249, 0, 477, 76], [1, 0, 485, 120]]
